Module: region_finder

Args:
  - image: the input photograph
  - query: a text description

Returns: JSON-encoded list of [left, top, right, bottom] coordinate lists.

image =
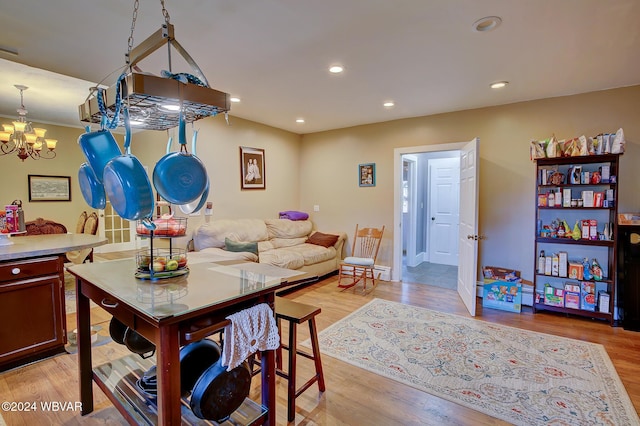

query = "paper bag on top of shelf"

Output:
[[611, 128, 625, 154], [546, 136, 560, 158], [530, 139, 546, 160]]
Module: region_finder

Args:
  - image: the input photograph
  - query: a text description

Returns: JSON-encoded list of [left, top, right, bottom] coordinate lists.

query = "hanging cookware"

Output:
[[153, 110, 208, 205], [123, 327, 156, 358], [78, 162, 106, 209], [189, 359, 252, 422], [179, 339, 222, 396], [108, 317, 127, 345], [103, 106, 155, 221], [78, 129, 123, 183], [178, 129, 210, 215]]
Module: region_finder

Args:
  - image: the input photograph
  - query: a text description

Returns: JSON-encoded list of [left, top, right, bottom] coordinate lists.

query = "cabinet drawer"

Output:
[[81, 281, 135, 327], [0, 257, 61, 283]]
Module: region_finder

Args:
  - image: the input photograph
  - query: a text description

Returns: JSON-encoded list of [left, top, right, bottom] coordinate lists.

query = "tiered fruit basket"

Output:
[[134, 214, 189, 280]]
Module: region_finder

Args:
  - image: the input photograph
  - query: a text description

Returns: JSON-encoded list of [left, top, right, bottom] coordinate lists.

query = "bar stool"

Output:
[[274, 296, 326, 422]]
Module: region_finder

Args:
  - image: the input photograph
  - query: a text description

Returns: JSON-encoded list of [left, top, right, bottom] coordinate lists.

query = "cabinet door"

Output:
[[0, 275, 65, 366]]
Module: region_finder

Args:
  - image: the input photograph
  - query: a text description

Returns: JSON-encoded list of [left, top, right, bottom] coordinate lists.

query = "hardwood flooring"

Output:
[[1, 264, 639, 425]]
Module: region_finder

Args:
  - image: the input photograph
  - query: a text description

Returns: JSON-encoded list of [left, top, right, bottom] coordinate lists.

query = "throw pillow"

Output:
[[225, 238, 259, 256], [307, 232, 339, 248]]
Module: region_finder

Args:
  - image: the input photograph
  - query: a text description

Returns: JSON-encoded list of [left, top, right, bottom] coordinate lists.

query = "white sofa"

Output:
[[191, 218, 346, 278]]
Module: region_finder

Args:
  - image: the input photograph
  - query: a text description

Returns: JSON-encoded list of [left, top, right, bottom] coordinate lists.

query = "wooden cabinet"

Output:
[[533, 154, 621, 325], [0, 256, 66, 371]]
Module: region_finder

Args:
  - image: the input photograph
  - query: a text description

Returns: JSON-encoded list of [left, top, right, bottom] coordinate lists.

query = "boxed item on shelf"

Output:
[[581, 282, 596, 311], [568, 262, 584, 280], [564, 291, 580, 309], [544, 285, 565, 307], [598, 291, 610, 313], [618, 213, 640, 225]]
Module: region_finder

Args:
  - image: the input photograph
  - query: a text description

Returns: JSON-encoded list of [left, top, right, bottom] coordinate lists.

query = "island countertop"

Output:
[[0, 234, 108, 261]]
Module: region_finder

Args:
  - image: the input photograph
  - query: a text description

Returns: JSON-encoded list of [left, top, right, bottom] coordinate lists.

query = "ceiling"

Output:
[[1, 0, 639, 135]]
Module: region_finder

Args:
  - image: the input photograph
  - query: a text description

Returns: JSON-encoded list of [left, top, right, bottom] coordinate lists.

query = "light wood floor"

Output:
[[1, 261, 639, 425]]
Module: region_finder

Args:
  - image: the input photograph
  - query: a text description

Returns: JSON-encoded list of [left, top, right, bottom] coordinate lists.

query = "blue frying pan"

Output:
[[78, 162, 106, 209], [103, 107, 155, 221], [153, 111, 208, 205]]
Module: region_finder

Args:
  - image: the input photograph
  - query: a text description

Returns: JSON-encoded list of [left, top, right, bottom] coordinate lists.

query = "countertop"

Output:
[[0, 234, 108, 261]]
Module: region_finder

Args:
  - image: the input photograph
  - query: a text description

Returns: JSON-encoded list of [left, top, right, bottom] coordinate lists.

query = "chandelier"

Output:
[[0, 85, 57, 161]]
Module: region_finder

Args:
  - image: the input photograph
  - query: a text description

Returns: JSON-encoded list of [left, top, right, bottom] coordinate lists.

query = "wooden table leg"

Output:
[[156, 323, 181, 425], [261, 348, 276, 426], [76, 278, 93, 415]]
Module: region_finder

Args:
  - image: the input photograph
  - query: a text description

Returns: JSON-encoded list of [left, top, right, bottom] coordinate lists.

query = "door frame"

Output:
[[402, 155, 420, 267], [393, 142, 468, 282]]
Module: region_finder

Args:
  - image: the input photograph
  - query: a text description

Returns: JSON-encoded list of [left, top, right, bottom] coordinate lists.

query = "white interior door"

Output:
[[94, 201, 142, 253], [457, 138, 480, 316], [428, 157, 460, 265]]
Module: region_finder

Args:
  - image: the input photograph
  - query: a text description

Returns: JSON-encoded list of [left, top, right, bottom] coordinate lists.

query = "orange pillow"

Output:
[[307, 232, 339, 248]]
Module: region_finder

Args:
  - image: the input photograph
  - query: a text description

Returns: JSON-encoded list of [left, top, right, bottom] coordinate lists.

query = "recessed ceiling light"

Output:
[[296, 118, 305, 123], [490, 81, 509, 89], [329, 65, 344, 74], [230, 97, 241, 103], [383, 101, 395, 108], [473, 16, 502, 32]]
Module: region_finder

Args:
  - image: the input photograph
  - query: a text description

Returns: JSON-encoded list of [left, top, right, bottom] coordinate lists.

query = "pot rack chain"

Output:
[[127, 0, 172, 65]]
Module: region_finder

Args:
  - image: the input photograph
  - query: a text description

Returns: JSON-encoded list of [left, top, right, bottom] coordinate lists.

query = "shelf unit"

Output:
[[533, 154, 621, 325]]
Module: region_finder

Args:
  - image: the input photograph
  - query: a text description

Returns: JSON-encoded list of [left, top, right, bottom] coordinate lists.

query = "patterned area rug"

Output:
[[310, 298, 639, 425]]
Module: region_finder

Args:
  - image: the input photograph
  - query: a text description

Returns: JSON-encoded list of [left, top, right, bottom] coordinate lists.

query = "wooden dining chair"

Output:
[[337, 224, 385, 293], [65, 212, 99, 264]]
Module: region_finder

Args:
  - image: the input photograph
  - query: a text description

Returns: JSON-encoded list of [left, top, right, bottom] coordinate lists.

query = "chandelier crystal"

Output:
[[0, 85, 57, 161]]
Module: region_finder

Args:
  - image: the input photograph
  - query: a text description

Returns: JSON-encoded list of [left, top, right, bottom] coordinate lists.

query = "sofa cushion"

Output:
[[225, 238, 258, 256], [298, 244, 337, 265], [307, 231, 339, 248], [270, 237, 308, 249], [265, 219, 312, 239], [199, 247, 259, 262], [259, 250, 305, 270], [194, 219, 269, 251]]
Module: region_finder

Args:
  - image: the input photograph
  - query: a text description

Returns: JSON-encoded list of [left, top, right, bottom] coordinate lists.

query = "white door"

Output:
[[428, 157, 460, 265], [457, 138, 480, 316], [94, 201, 142, 253]]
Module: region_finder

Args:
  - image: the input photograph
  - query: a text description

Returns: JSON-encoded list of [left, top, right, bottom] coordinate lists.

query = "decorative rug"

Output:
[[309, 298, 639, 425], [64, 271, 97, 314]]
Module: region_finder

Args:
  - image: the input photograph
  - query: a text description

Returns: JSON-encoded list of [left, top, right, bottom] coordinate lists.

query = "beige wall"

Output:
[[0, 121, 117, 228], [0, 114, 301, 243], [299, 85, 640, 281], [2, 86, 639, 284]]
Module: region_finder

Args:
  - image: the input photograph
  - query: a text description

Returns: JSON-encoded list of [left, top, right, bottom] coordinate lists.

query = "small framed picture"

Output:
[[240, 146, 265, 190], [28, 174, 71, 202], [358, 163, 375, 187]]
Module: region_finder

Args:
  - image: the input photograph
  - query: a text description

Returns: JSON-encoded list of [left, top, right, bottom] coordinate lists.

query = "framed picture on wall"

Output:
[[240, 146, 266, 190], [28, 174, 71, 201], [359, 163, 376, 187]]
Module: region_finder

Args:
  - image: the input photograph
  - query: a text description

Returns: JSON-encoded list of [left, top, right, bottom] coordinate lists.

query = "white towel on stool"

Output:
[[221, 303, 280, 371]]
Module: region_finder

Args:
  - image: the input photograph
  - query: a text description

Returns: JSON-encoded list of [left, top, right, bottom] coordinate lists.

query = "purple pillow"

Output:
[[279, 211, 309, 221]]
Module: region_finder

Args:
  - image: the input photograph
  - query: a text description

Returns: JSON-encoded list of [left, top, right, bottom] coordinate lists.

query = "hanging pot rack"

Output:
[[79, 20, 230, 131]]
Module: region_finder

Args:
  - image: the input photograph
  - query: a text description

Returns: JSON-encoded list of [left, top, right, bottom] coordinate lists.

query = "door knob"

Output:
[[431, 217, 435, 221], [467, 234, 476, 240]]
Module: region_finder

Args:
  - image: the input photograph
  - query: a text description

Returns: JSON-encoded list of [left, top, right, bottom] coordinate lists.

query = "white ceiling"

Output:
[[0, 0, 639, 134]]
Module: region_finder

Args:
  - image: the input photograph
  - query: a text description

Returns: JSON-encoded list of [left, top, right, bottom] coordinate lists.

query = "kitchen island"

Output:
[[68, 258, 305, 425], [0, 233, 107, 371]]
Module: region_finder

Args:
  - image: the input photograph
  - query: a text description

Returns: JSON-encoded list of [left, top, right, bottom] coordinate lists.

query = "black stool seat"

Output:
[[274, 296, 326, 422]]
